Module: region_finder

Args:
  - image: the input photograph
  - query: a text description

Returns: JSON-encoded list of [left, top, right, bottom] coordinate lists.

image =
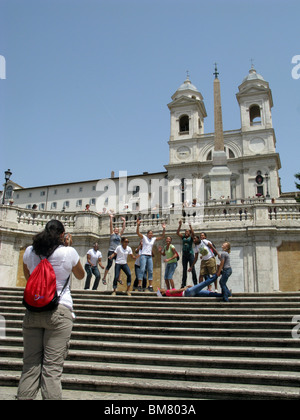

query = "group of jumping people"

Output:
[[84, 215, 233, 302]]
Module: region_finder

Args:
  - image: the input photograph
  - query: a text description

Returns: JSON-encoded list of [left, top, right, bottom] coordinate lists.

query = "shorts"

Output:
[[200, 257, 217, 276]]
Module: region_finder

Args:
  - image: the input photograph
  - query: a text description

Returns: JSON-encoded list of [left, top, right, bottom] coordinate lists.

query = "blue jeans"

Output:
[[184, 275, 218, 297], [133, 265, 147, 289], [84, 264, 101, 290], [219, 267, 232, 301], [138, 255, 153, 281], [114, 263, 131, 289], [165, 262, 177, 280]]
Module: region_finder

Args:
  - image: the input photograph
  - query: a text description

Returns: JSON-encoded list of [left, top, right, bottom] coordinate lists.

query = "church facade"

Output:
[[1, 67, 300, 293]]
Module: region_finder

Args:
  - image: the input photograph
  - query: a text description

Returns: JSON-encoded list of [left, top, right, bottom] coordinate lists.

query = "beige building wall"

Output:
[[278, 242, 300, 292]]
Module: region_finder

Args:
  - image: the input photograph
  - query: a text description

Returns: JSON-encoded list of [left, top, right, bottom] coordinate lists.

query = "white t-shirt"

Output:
[[86, 248, 102, 266], [195, 239, 214, 261], [142, 235, 156, 255], [23, 245, 80, 310], [135, 249, 142, 267], [114, 245, 133, 265]]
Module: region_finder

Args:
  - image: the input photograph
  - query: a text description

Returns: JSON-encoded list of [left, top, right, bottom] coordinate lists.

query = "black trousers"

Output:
[[182, 253, 197, 286]]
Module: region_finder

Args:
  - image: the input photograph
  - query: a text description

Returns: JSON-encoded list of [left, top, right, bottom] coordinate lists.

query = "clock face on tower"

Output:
[[176, 146, 191, 160]]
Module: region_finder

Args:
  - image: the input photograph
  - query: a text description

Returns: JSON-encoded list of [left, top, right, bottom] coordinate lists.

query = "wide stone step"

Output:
[[2, 287, 300, 299], [2, 336, 300, 360], [0, 308, 296, 326], [1, 370, 299, 400], [1, 313, 296, 333], [2, 357, 300, 388], [3, 320, 296, 339], [0, 296, 300, 312], [3, 327, 299, 348], [2, 344, 300, 373], [4, 316, 295, 330]]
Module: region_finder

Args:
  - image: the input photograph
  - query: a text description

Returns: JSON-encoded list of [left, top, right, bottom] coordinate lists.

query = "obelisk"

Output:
[[209, 64, 232, 200], [213, 64, 225, 152]]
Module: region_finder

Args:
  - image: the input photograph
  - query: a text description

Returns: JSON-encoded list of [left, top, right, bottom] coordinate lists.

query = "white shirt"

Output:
[[142, 235, 156, 255], [114, 245, 133, 265], [195, 239, 214, 261], [23, 245, 80, 310], [87, 248, 102, 266], [135, 249, 142, 266]]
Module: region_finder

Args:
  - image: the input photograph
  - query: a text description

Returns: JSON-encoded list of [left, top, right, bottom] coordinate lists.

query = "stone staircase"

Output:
[[0, 287, 300, 400]]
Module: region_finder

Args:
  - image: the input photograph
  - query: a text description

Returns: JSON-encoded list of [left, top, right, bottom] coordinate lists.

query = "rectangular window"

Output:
[[133, 186, 140, 197]]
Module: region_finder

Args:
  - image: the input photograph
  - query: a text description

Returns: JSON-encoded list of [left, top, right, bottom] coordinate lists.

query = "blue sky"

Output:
[[0, 0, 299, 192]]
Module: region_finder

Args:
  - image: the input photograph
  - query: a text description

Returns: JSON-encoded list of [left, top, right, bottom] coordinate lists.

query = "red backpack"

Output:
[[23, 247, 69, 312]]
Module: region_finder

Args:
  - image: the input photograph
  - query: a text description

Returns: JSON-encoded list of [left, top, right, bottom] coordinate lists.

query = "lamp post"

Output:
[[2, 169, 12, 205], [265, 172, 270, 198]]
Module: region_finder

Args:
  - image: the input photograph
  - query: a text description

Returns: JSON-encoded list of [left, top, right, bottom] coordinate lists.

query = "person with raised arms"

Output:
[[136, 219, 166, 292]]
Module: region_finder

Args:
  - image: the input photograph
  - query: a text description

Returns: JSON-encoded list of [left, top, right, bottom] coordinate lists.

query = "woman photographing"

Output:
[[17, 220, 85, 400]]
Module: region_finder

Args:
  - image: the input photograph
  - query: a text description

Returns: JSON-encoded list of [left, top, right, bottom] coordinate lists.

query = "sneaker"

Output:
[[138, 286, 142, 292], [111, 291, 116, 296], [148, 286, 154, 292]]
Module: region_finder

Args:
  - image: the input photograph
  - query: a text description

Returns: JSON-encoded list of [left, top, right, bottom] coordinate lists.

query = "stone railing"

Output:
[[16, 209, 78, 227], [1, 201, 300, 237], [268, 204, 300, 221]]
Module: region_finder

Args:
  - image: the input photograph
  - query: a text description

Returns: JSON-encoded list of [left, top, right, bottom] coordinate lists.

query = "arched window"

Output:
[[179, 115, 189, 133], [228, 148, 235, 159], [206, 147, 235, 161], [249, 105, 261, 125]]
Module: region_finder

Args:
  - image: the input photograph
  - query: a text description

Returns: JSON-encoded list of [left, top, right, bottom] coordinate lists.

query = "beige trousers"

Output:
[[17, 304, 73, 400]]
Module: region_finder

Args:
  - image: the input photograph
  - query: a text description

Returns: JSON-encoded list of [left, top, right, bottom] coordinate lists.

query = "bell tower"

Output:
[[236, 65, 273, 132], [168, 74, 207, 143], [236, 65, 280, 199]]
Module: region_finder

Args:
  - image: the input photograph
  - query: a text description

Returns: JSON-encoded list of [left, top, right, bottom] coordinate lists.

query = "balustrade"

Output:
[[1, 201, 300, 234], [16, 209, 77, 227]]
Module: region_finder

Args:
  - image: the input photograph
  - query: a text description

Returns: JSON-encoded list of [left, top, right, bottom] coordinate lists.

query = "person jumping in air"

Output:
[[109, 237, 137, 296]]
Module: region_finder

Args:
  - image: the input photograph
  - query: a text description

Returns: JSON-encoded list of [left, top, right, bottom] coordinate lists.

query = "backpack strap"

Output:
[[58, 275, 70, 298]]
